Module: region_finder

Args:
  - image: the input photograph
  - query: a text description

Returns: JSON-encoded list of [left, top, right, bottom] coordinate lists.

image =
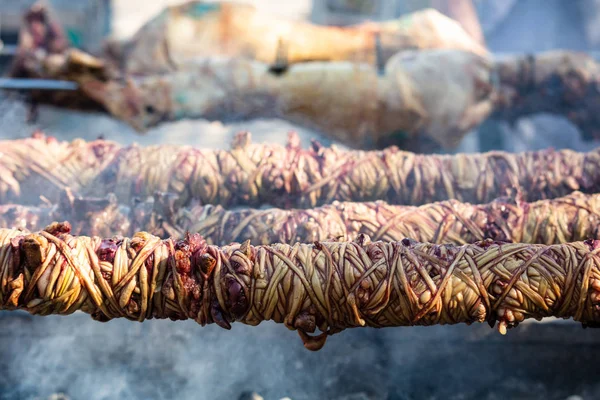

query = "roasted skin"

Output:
[[77, 50, 600, 145], [80, 48, 495, 150], [12, 2, 485, 76]]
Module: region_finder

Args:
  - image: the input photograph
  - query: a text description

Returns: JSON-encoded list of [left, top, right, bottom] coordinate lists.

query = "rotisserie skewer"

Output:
[[2, 223, 600, 350]]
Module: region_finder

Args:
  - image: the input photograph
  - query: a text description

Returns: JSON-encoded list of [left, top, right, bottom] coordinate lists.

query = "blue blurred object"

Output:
[[0, 78, 77, 90]]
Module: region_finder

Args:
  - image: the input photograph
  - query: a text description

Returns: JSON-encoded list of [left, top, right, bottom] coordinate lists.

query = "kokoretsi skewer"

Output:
[[1, 223, 600, 350], [2, 132, 600, 208], [2, 191, 600, 246]]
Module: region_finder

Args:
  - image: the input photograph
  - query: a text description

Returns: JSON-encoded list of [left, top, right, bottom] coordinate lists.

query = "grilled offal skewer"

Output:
[[2, 132, 600, 208], [2, 191, 600, 247], [1, 223, 600, 350]]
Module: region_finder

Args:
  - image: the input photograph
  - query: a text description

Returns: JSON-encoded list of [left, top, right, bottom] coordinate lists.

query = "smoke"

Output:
[[0, 95, 326, 148], [0, 311, 599, 400]]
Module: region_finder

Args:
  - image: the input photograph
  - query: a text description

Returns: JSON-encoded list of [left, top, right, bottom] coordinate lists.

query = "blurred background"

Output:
[[3, 0, 600, 151], [1, 1, 600, 399]]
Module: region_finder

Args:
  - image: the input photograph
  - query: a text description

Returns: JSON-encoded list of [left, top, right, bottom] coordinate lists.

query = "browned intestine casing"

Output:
[[2, 133, 600, 209], [3, 191, 600, 247], [2, 224, 600, 350]]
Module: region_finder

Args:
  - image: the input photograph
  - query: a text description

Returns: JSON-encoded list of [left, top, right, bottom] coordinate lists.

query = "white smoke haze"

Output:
[[0, 94, 326, 148]]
